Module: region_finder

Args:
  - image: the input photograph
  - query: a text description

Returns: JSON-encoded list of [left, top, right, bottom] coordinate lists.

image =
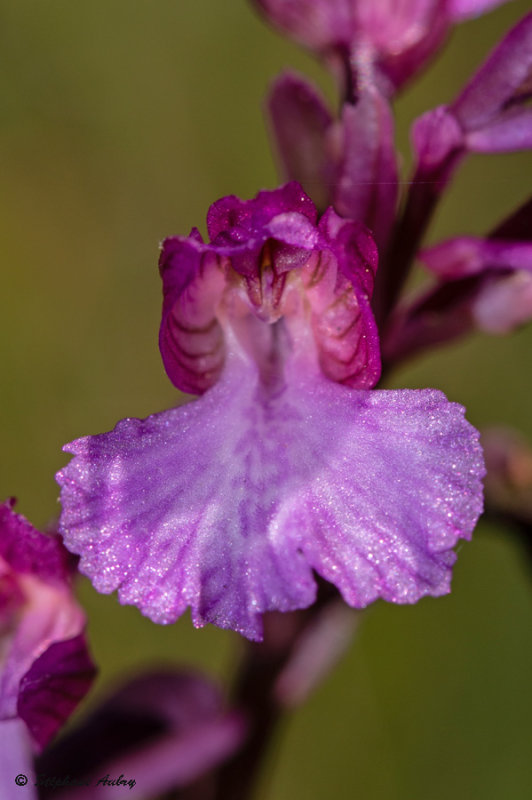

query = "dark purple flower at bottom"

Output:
[[57, 183, 484, 641], [37, 670, 244, 800]]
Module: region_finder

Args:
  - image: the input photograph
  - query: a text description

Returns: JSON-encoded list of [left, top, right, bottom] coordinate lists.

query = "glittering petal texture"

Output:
[[17, 634, 96, 751], [56, 348, 484, 641]]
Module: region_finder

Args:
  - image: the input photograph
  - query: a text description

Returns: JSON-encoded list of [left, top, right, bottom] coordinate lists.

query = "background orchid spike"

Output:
[[412, 10, 532, 186], [253, 0, 512, 94], [57, 184, 485, 642], [0, 499, 96, 792]]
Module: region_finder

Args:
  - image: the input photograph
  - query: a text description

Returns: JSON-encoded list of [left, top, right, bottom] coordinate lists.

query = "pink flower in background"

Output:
[[253, 0, 512, 93], [57, 183, 484, 641], [0, 500, 95, 798]]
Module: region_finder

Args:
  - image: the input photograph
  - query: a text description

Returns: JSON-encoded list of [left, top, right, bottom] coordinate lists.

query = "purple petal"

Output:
[[268, 72, 334, 211], [95, 717, 243, 799], [57, 354, 484, 641], [333, 86, 398, 250], [451, 12, 532, 131], [412, 13, 532, 175], [17, 634, 96, 751], [0, 500, 69, 583], [159, 236, 226, 395]]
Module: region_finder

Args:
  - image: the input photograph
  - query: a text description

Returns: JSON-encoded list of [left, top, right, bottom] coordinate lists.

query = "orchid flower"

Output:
[[56, 183, 484, 642]]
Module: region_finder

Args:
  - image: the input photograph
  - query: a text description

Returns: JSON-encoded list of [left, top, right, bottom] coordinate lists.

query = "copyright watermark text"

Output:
[[15, 773, 136, 790]]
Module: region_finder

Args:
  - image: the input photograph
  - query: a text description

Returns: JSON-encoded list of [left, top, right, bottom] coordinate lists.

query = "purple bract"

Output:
[[57, 184, 485, 641]]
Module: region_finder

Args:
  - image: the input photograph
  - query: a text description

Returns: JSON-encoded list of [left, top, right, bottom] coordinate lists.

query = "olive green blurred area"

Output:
[[1, 1, 531, 798]]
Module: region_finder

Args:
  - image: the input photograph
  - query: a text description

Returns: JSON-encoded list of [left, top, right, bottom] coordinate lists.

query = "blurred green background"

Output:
[[1, 1, 531, 797]]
